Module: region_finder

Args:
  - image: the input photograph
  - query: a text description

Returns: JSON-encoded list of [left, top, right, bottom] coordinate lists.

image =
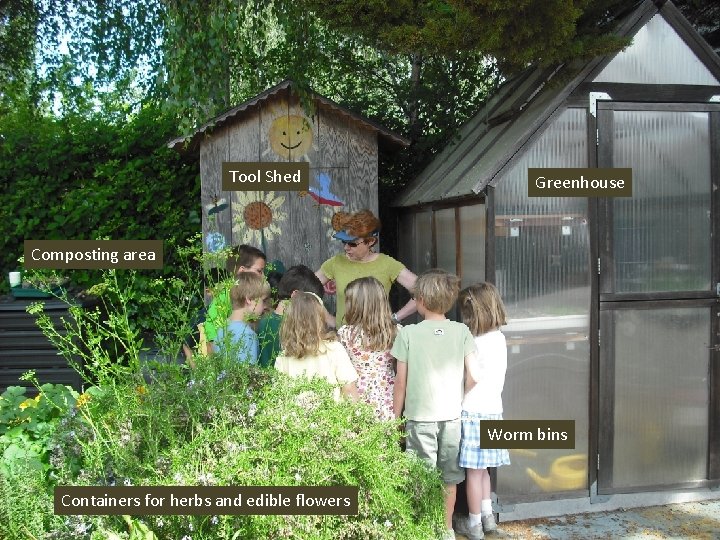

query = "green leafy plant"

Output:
[[0, 383, 78, 474], [0, 454, 54, 540], [0, 382, 78, 539], [0, 102, 200, 335], [46, 362, 445, 539], [22, 237, 206, 388]]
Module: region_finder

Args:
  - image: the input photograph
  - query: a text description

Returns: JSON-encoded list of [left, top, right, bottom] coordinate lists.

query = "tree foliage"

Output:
[[0, 1, 35, 88], [0, 2, 625, 145], [2, 0, 718, 190], [675, 0, 720, 53], [2, 1, 718, 124], [299, 0, 633, 70]]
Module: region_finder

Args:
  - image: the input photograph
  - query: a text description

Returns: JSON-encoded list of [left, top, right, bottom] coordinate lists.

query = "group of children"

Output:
[[194, 245, 509, 540]]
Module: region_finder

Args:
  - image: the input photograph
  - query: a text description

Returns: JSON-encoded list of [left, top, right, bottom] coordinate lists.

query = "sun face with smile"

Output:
[[269, 114, 313, 159]]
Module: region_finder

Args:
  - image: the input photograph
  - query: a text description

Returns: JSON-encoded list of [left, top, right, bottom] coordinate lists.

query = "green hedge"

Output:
[[0, 104, 200, 295]]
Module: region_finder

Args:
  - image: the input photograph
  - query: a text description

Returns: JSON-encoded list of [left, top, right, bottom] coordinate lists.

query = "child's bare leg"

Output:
[[466, 468, 483, 515], [479, 467, 491, 502], [444, 483, 457, 530]]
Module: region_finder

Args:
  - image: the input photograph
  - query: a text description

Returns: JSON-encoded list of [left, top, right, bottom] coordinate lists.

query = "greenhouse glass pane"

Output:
[[495, 108, 589, 319], [594, 15, 718, 85], [398, 212, 415, 271], [610, 307, 709, 488], [415, 211, 433, 275], [459, 204, 485, 288], [611, 110, 711, 293], [436, 208, 456, 274], [495, 108, 591, 499]]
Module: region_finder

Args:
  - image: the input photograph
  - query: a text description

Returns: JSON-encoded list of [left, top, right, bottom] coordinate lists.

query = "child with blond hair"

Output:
[[453, 282, 510, 540], [275, 292, 360, 402], [204, 244, 266, 352], [391, 269, 478, 540], [257, 265, 325, 368], [338, 277, 398, 420], [214, 272, 270, 364]]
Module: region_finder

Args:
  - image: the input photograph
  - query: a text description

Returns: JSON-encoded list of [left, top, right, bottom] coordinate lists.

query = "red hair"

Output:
[[332, 209, 381, 240]]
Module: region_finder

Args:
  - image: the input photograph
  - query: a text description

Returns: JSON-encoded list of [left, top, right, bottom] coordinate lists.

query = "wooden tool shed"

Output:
[[169, 80, 408, 271], [394, 0, 720, 518]]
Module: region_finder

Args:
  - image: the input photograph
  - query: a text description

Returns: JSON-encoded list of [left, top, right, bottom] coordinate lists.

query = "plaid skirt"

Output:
[[459, 411, 511, 469]]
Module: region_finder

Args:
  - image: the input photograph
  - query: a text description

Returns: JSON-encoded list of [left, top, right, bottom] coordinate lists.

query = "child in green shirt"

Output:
[[204, 245, 266, 353], [391, 269, 479, 540]]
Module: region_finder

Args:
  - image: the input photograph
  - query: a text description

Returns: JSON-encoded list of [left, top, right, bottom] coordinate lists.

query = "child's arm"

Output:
[[341, 381, 361, 401], [464, 350, 480, 389], [323, 305, 336, 329], [393, 360, 407, 419], [334, 343, 360, 400]]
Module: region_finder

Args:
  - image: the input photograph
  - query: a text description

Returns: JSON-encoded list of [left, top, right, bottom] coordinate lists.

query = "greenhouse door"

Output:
[[596, 102, 720, 494]]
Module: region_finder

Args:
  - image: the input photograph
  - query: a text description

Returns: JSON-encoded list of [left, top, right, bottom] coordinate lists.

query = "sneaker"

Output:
[[481, 513, 497, 533], [453, 515, 484, 540], [442, 528, 457, 540]]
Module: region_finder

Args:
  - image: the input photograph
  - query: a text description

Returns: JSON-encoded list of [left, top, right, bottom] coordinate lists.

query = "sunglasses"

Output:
[[341, 240, 364, 247]]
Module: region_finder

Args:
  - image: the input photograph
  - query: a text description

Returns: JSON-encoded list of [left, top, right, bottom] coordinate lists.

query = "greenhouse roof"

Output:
[[394, 0, 720, 208]]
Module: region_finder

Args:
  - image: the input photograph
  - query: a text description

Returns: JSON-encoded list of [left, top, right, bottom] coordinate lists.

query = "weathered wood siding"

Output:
[[200, 92, 379, 274]]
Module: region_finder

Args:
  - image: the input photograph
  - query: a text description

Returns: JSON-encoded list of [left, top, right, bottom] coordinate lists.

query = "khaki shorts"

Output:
[[405, 419, 464, 484]]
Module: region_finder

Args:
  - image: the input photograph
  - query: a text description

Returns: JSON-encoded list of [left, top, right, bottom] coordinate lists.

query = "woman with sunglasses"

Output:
[[316, 209, 417, 327]]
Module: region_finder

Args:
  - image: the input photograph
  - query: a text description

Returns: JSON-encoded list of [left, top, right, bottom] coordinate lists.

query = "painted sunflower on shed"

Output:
[[232, 191, 287, 244]]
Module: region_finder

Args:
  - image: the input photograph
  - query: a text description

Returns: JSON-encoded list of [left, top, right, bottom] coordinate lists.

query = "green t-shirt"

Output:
[[319, 253, 404, 326], [391, 319, 476, 421], [257, 312, 282, 368], [203, 281, 233, 342]]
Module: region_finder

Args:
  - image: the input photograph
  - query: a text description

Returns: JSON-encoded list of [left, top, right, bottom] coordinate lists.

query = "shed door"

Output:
[[596, 102, 720, 494]]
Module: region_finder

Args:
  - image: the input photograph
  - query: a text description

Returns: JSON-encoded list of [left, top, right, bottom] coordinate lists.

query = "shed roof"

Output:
[[168, 79, 410, 153], [394, 0, 720, 208]]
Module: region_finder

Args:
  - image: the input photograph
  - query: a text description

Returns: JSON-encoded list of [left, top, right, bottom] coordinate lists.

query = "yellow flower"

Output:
[[19, 398, 36, 410], [76, 393, 91, 408], [136, 385, 147, 396]]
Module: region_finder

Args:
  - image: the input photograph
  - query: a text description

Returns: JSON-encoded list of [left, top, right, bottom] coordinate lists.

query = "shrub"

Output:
[[0, 456, 54, 539], [46, 362, 445, 540], [0, 383, 78, 475], [0, 383, 76, 540], [24, 237, 206, 386]]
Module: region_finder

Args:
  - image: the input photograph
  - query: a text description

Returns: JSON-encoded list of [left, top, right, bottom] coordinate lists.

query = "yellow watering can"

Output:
[[526, 454, 586, 491]]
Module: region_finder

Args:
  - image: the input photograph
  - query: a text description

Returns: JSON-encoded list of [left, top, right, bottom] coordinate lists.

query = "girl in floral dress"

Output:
[[338, 277, 398, 420]]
